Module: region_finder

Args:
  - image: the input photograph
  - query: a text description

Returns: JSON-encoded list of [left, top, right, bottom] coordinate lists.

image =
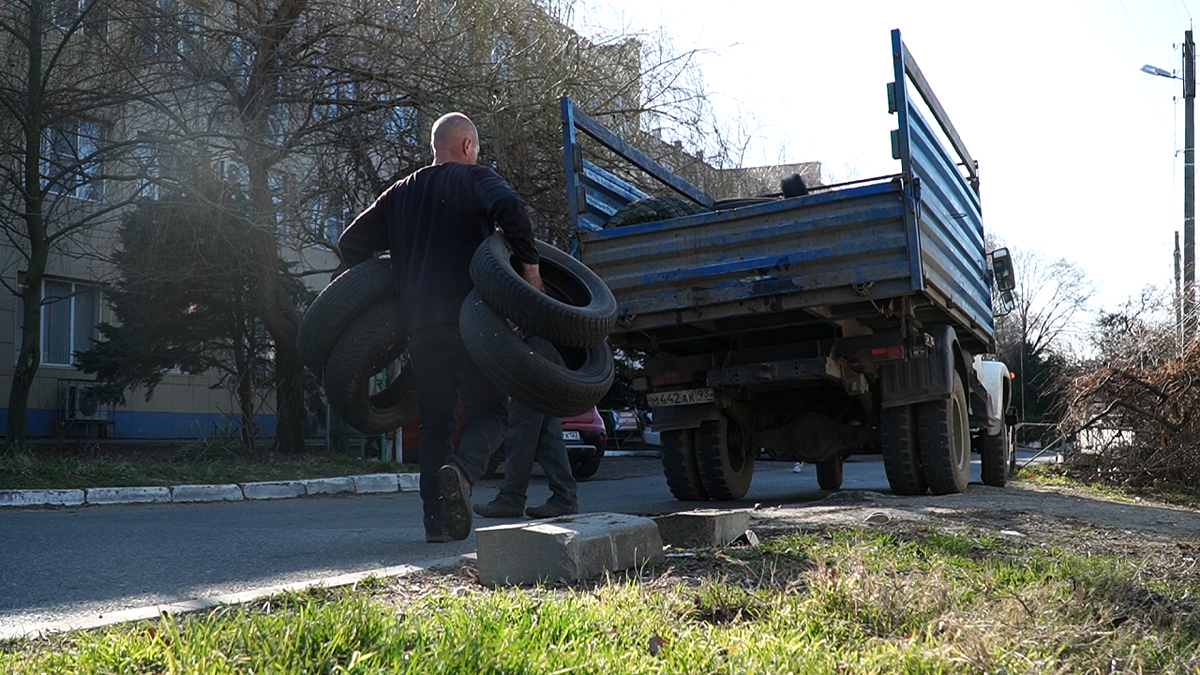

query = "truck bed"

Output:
[[563, 29, 992, 356]]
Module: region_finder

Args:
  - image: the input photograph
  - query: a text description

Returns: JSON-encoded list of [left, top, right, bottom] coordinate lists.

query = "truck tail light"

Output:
[[649, 371, 694, 386], [855, 345, 905, 363]]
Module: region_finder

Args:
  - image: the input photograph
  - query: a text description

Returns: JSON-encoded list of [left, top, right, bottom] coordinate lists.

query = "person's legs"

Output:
[[533, 414, 578, 509], [526, 414, 579, 518], [406, 325, 460, 542], [421, 325, 506, 539], [474, 400, 541, 518]]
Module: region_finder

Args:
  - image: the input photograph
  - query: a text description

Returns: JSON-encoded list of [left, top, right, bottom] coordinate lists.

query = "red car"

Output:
[[402, 406, 607, 480]]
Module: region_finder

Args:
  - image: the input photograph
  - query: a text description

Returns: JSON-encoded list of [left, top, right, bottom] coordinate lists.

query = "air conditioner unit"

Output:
[[61, 381, 108, 422]]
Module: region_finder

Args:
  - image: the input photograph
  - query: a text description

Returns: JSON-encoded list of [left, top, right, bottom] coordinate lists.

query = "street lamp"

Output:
[[1142, 64, 1177, 79], [1142, 30, 1195, 343]]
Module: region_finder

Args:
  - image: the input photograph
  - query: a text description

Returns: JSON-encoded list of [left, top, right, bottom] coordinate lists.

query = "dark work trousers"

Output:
[[407, 323, 507, 532], [497, 335, 578, 507]]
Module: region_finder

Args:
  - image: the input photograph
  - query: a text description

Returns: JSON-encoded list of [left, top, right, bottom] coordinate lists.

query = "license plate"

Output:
[[646, 388, 715, 407], [562, 430, 581, 441]]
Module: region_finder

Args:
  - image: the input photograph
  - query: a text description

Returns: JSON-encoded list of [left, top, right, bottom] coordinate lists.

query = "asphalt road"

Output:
[[1, 450, 1033, 636]]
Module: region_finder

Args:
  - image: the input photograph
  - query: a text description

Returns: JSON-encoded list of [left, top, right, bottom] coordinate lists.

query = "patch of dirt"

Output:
[[750, 481, 1200, 559]]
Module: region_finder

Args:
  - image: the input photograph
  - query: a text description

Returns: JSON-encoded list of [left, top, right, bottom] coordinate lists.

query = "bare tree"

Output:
[[0, 0, 193, 445]]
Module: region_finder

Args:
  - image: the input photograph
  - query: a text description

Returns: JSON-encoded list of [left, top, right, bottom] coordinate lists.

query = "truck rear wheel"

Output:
[[880, 405, 927, 495], [979, 423, 1013, 487], [815, 456, 843, 490], [695, 415, 755, 500], [659, 429, 708, 501], [917, 371, 971, 494]]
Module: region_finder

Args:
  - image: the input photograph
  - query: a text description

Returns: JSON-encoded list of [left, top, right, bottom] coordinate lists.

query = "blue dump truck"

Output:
[[560, 29, 1017, 500]]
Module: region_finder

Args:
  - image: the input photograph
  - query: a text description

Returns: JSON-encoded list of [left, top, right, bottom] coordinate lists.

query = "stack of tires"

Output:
[[298, 235, 617, 435], [460, 234, 617, 417], [297, 258, 418, 435]]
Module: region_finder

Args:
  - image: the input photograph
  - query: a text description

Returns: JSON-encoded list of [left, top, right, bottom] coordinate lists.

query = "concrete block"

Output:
[[171, 484, 244, 503], [653, 509, 750, 549], [353, 473, 399, 493], [397, 473, 420, 492], [86, 487, 171, 506], [476, 512, 663, 586], [0, 489, 85, 508], [301, 477, 355, 495], [242, 481, 306, 500]]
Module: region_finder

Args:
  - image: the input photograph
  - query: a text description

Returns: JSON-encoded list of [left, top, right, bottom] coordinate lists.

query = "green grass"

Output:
[[5, 525, 1199, 674], [1020, 463, 1200, 510], [0, 442, 413, 490]]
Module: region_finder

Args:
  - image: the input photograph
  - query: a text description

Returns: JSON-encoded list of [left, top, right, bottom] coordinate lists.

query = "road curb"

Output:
[[0, 473, 423, 509]]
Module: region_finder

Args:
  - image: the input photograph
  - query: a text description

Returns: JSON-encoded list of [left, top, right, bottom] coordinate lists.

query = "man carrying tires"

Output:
[[473, 333, 580, 520], [339, 112, 542, 543]]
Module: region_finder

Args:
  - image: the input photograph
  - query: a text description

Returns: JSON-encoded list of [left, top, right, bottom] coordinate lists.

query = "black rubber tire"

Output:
[[459, 289, 614, 418], [816, 456, 844, 491], [322, 300, 418, 435], [470, 235, 617, 348], [880, 405, 928, 495], [604, 196, 710, 229], [918, 371, 971, 495], [659, 428, 708, 501], [695, 415, 755, 500], [571, 458, 602, 480], [980, 422, 1012, 487], [297, 258, 393, 376]]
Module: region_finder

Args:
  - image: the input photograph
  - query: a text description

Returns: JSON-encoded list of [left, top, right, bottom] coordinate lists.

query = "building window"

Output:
[[42, 118, 106, 201], [15, 279, 102, 366], [311, 193, 349, 244], [50, 0, 108, 39]]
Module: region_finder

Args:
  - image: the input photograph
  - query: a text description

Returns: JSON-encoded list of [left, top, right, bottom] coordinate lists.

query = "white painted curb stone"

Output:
[[171, 484, 244, 503], [352, 473, 399, 493], [301, 477, 355, 495], [86, 487, 171, 505], [242, 481, 306, 500], [0, 489, 85, 508]]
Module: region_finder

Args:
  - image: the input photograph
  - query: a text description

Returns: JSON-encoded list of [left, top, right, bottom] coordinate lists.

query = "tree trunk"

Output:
[[9, 6, 47, 448]]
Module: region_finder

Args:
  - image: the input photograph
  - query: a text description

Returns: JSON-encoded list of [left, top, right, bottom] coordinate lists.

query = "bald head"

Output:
[[431, 112, 479, 166]]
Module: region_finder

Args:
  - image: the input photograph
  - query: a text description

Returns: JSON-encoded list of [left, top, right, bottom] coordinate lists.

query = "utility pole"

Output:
[[1185, 29, 1195, 340], [1177, 230, 1184, 348]]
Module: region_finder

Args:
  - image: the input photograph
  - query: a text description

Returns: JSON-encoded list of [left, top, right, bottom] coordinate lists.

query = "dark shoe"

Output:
[[525, 501, 579, 519], [473, 493, 525, 518], [437, 463, 473, 540], [426, 529, 453, 543], [424, 503, 450, 542]]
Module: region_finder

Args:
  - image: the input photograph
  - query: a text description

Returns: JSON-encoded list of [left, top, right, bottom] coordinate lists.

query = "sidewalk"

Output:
[[0, 471, 424, 508]]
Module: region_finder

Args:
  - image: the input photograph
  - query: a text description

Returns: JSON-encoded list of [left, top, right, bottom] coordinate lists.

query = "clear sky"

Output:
[[566, 0, 1193, 313]]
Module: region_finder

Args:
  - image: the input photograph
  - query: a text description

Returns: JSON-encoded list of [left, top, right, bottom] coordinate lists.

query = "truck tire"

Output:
[[880, 405, 927, 495], [917, 371, 971, 495], [322, 300, 418, 435], [659, 428, 708, 501], [815, 456, 844, 490], [297, 258, 393, 376], [979, 423, 1013, 487], [459, 289, 614, 417], [604, 196, 709, 229], [470, 235, 617, 348], [695, 415, 755, 500], [571, 458, 602, 480]]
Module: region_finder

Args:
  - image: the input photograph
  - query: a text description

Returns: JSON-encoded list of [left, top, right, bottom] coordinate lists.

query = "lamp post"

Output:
[[1143, 29, 1195, 341]]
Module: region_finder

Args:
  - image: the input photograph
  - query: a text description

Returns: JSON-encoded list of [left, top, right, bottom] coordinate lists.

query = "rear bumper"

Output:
[[566, 443, 604, 463]]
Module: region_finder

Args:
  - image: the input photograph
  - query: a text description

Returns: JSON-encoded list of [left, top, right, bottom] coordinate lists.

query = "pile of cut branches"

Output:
[[1061, 340, 1200, 494]]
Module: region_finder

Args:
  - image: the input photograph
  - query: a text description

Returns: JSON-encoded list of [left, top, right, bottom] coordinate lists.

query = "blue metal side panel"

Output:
[[891, 30, 993, 341], [579, 182, 912, 332], [579, 160, 648, 231]]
